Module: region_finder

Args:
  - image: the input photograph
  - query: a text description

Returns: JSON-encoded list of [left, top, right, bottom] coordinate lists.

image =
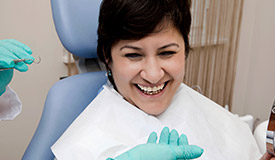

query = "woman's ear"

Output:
[[105, 58, 111, 69], [102, 47, 110, 67], [105, 58, 109, 65]]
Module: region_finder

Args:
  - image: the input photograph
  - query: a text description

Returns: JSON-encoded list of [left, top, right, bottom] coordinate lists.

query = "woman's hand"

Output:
[[107, 127, 204, 160], [260, 152, 275, 160]]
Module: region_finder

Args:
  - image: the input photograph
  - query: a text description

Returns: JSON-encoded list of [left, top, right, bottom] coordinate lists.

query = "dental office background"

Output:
[[0, 0, 275, 159]]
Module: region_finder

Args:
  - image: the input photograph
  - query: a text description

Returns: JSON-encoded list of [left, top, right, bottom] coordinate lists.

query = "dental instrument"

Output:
[[0, 57, 41, 71]]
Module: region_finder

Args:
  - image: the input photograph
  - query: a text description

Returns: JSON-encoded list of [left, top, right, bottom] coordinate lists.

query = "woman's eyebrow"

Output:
[[120, 43, 179, 51], [158, 43, 179, 50], [120, 45, 143, 51]]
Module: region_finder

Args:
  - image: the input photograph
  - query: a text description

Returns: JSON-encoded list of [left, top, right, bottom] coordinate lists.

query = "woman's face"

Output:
[[109, 25, 186, 115]]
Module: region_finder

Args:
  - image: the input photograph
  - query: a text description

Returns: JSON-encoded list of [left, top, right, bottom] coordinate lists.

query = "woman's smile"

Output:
[[135, 82, 167, 96]]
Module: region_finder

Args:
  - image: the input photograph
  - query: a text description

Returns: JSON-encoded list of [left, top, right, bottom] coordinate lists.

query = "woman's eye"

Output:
[[124, 53, 142, 60], [159, 51, 176, 57]]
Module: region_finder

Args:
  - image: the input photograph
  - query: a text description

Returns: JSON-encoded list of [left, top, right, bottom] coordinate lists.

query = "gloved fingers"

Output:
[[159, 127, 170, 144], [0, 59, 15, 69], [178, 134, 189, 145], [169, 129, 179, 146], [0, 40, 34, 64], [24, 58, 35, 64], [2, 39, 32, 54], [174, 145, 204, 159], [14, 61, 28, 72], [147, 131, 158, 143], [0, 47, 17, 68]]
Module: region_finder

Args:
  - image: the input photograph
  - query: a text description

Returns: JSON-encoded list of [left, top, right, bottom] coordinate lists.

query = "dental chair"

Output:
[[22, 0, 106, 159], [22, 0, 270, 159]]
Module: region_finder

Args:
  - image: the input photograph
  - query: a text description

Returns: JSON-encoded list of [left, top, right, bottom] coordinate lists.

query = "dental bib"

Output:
[[51, 83, 261, 160]]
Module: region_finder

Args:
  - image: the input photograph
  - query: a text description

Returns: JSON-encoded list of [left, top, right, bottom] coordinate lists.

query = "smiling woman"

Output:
[[51, 0, 264, 159]]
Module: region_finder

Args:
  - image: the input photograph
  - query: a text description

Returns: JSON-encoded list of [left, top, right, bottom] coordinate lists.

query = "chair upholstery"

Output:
[[51, 0, 102, 58], [22, 0, 106, 159], [22, 72, 107, 160]]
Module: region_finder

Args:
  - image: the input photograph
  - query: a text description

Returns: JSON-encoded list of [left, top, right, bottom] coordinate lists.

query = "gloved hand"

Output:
[[0, 39, 33, 95], [107, 127, 204, 160], [0, 70, 13, 96]]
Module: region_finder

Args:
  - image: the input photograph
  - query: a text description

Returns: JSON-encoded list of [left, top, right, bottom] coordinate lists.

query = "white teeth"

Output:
[[137, 83, 165, 94]]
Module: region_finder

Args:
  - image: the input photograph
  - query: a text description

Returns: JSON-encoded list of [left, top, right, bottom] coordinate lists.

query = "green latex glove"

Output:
[[0, 70, 13, 96], [0, 39, 33, 71], [107, 127, 204, 160], [0, 39, 33, 96]]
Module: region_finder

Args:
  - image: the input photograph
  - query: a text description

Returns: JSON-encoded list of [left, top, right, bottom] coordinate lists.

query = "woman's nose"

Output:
[[140, 59, 165, 84]]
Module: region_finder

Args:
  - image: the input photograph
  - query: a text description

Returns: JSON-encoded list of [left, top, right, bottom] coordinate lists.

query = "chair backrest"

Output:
[[51, 0, 102, 58], [22, 0, 106, 159]]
